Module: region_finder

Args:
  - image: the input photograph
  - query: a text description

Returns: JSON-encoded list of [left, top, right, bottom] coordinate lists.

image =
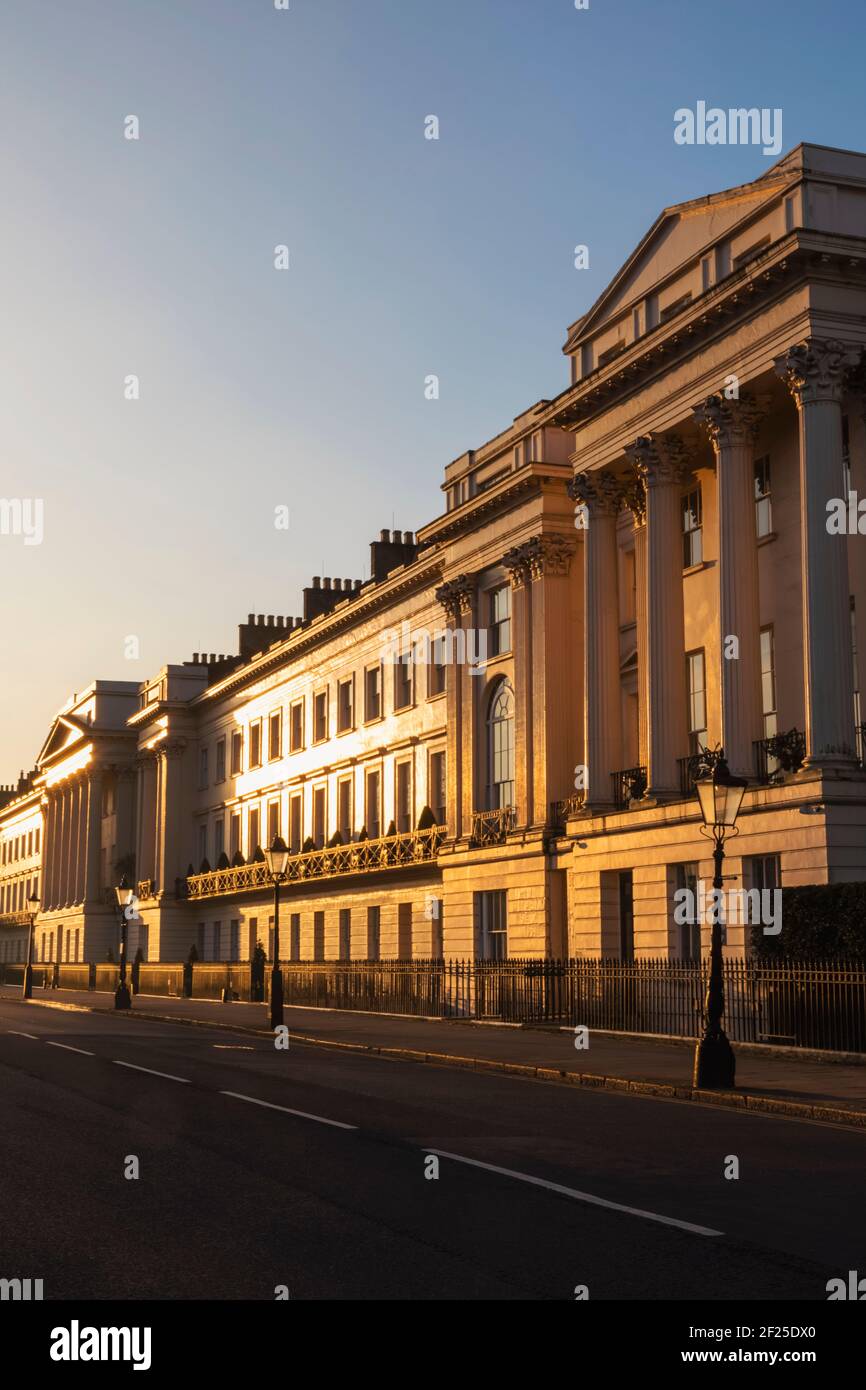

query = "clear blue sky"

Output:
[[1, 0, 864, 776]]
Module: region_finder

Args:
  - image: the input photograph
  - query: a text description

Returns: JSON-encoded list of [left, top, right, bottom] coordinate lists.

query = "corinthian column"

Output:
[[570, 471, 622, 810], [435, 574, 475, 838], [693, 393, 766, 780], [625, 435, 689, 796], [775, 339, 858, 768]]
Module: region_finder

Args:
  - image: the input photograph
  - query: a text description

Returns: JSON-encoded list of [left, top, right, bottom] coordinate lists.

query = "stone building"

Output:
[[3, 142, 866, 965]]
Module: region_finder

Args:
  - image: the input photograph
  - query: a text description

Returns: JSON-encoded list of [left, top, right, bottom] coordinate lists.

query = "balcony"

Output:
[[0, 911, 31, 927], [753, 729, 806, 784], [186, 826, 444, 901], [550, 793, 586, 826], [469, 806, 516, 846], [611, 766, 647, 810]]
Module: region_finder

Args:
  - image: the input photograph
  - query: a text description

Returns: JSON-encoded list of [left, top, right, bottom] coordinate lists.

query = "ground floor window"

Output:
[[673, 862, 700, 960], [313, 911, 325, 962], [367, 906, 381, 960], [475, 890, 507, 959], [339, 909, 351, 961]]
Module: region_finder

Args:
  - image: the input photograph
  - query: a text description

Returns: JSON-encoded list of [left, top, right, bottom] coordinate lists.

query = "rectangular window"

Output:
[[214, 817, 224, 862], [746, 854, 780, 894], [248, 806, 260, 858], [290, 912, 301, 962], [289, 792, 303, 854], [760, 626, 777, 738], [429, 750, 446, 827], [365, 768, 381, 839], [249, 720, 262, 769], [313, 786, 327, 848], [682, 488, 703, 568], [198, 824, 207, 867], [397, 902, 412, 958], [754, 455, 772, 538], [475, 890, 507, 960], [313, 690, 328, 743], [619, 871, 634, 963], [229, 920, 240, 962], [489, 584, 512, 656], [394, 651, 413, 710], [339, 908, 351, 961], [429, 897, 444, 957], [230, 812, 241, 861], [686, 649, 707, 754], [338, 777, 353, 842], [396, 760, 412, 833], [428, 633, 447, 697], [215, 738, 226, 783], [199, 746, 209, 789], [268, 710, 282, 761], [337, 677, 354, 734], [367, 906, 381, 961], [231, 730, 243, 776], [289, 699, 304, 753], [674, 862, 700, 960], [313, 910, 325, 962], [365, 664, 382, 722], [267, 799, 280, 847]]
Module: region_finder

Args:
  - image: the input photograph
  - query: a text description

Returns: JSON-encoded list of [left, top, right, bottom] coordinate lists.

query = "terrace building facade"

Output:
[[3, 141, 866, 966]]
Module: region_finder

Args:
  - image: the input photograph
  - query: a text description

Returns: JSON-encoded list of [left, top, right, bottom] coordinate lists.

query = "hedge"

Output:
[[750, 881, 866, 957]]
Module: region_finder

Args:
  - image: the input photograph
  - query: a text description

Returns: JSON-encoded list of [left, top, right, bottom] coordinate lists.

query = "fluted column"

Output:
[[775, 339, 858, 768], [84, 768, 104, 905], [43, 792, 60, 909], [570, 471, 622, 811], [435, 575, 475, 838], [502, 554, 533, 826], [136, 752, 159, 882], [157, 741, 187, 895], [73, 778, 86, 904], [59, 785, 72, 908], [693, 394, 766, 780], [625, 437, 690, 796]]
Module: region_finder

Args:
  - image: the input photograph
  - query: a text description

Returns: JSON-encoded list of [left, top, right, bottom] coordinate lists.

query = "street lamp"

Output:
[[693, 754, 747, 1090], [22, 892, 38, 1000], [262, 835, 290, 1029], [113, 874, 133, 1011]]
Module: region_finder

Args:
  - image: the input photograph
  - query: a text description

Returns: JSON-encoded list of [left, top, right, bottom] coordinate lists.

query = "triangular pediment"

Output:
[[565, 159, 797, 351], [36, 715, 89, 768]]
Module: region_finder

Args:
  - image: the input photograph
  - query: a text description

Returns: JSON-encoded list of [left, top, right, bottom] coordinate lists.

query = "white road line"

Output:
[[221, 1090, 357, 1130], [46, 1041, 94, 1057], [426, 1148, 723, 1238], [113, 1060, 190, 1084], [7, 1030, 39, 1040]]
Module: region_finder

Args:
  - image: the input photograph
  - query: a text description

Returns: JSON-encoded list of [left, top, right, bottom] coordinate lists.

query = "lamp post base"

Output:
[[270, 967, 284, 1030], [115, 981, 132, 1011], [22, 965, 33, 1000], [693, 1030, 736, 1090]]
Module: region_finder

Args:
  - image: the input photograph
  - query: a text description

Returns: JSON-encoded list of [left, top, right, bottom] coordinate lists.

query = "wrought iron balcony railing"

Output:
[[550, 793, 586, 826], [469, 806, 516, 846], [611, 766, 647, 810], [753, 728, 806, 784], [186, 825, 444, 901]]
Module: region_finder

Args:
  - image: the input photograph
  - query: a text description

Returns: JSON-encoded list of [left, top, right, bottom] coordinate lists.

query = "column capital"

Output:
[[774, 338, 858, 408], [159, 739, 188, 761], [435, 574, 474, 620], [567, 468, 622, 516], [503, 534, 576, 586], [693, 393, 767, 450], [624, 431, 691, 488]]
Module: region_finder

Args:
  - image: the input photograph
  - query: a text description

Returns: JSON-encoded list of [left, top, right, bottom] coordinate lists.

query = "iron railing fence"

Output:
[[469, 807, 516, 845], [611, 766, 647, 810], [1, 957, 863, 1052]]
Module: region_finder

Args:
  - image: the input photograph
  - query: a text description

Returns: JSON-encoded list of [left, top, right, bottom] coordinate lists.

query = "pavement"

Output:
[[1, 989, 864, 1301], [3, 982, 865, 1123]]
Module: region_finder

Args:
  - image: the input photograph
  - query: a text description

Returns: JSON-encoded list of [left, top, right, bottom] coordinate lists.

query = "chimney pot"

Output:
[[380, 528, 389, 542], [247, 613, 254, 624], [267, 615, 274, 625], [403, 531, 414, 545], [391, 529, 400, 543], [256, 614, 264, 624], [312, 576, 321, 589], [323, 577, 331, 590]]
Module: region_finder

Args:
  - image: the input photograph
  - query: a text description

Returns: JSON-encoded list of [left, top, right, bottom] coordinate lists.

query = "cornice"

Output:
[[546, 233, 866, 432], [197, 554, 446, 706], [417, 462, 571, 548]]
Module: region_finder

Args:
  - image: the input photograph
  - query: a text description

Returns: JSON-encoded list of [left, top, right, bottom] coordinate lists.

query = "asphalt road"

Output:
[[0, 995, 862, 1301]]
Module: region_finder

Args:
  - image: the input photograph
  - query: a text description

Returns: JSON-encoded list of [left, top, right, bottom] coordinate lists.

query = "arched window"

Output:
[[487, 680, 515, 809]]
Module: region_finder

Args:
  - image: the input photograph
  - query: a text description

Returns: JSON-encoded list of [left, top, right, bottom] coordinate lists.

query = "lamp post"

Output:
[[262, 836, 290, 1029], [693, 754, 747, 1090], [22, 892, 39, 1000], [113, 874, 133, 1011]]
